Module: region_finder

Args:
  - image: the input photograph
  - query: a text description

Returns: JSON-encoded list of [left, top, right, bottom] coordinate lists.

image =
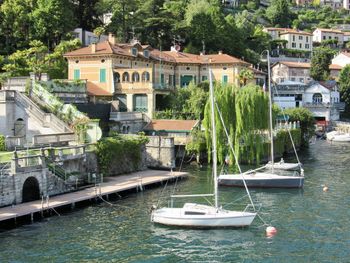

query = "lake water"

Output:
[[0, 140, 349, 262]]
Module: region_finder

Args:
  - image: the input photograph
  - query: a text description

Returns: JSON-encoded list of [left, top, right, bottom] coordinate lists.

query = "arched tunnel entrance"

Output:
[[22, 177, 40, 202]]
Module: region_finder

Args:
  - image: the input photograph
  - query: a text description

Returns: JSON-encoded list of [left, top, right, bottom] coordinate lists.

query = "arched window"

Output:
[[132, 72, 140, 82], [122, 72, 129, 82], [114, 72, 120, 83], [313, 93, 322, 104], [142, 71, 150, 82]]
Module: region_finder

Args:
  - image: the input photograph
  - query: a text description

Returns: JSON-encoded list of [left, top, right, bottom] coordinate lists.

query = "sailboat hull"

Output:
[[218, 172, 304, 188], [151, 204, 256, 228]]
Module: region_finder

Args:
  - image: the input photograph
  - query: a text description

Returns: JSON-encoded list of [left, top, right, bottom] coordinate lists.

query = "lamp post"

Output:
[[261, 50, 274, 169]]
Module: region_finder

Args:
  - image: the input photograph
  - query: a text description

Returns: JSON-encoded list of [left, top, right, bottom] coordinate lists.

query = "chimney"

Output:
[[108, 33, 116, 45], [218, 50, 223, 55], [91, 43, 96, 53]]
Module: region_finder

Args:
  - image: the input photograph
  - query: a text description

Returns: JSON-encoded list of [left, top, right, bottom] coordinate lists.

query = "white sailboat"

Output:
[[151, 69, 257, 228], [218, 50, 304, 188], [326, 131, 350, 142]]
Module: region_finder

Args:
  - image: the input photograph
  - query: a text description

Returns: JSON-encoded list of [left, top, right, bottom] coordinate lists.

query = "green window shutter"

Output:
[[73, 69, 80, 80], [161, 74, 165, 85], [194, 76, 196, 84], [222, 75, 228, 84], [202, 76, 207, 81], [100, 69, 106, 83]]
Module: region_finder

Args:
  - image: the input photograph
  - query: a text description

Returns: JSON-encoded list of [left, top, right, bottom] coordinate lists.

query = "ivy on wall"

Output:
[[96, 134, 149, 176], [0, 135, 6, 151]]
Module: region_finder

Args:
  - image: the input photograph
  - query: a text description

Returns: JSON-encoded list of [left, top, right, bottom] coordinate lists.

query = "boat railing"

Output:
[[169, 194, 214, 208]]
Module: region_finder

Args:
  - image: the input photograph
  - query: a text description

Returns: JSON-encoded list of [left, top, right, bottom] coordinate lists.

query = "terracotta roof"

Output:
[[339, 52, 350, 58], [318, 80, 337, 90], [276, 62, 342, 70], [279, 29, 313, 36], [65, 41, 250, 65], [343, 32, 350, 36], [278, 62, 311, 68], [314, 28, 343, 34], [86, 81, 112, 96], [144, 120, 199, 132], [264, 27, 291, 31], [329, 64, 343, 70]]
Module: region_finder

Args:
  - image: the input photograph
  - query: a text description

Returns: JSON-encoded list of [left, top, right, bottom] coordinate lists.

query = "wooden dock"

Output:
[[0, 169, 188, 223]]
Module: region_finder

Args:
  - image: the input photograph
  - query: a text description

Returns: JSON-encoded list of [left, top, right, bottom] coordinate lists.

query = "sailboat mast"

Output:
[[267, 50, 274, 170], [209, 68, 219, 209]]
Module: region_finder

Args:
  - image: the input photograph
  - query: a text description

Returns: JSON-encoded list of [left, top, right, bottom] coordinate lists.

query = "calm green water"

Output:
[[0, 141, 349, 263]]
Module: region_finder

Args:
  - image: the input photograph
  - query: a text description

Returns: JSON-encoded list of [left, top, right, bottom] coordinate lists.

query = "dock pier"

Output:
[[0, 169, 188, 227]]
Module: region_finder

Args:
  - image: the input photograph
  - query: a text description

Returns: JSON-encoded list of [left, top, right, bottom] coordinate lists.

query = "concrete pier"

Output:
[[0, 169, 188, 224]]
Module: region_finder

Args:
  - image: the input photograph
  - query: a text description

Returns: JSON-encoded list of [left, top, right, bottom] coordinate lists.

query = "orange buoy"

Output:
[[266, 226, 277, 237], [323, 186, 329, 192]]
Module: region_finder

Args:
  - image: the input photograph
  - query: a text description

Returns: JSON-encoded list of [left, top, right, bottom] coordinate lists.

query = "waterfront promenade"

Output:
[[0, 169, 188, 223]]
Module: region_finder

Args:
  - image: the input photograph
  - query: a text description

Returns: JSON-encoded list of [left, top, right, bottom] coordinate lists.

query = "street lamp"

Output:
[[261, 50, 274, 168]]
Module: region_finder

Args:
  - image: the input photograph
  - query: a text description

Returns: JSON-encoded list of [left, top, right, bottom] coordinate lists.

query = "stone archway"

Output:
[[22, 177, 40, 202], [14, 118, 26, 136]]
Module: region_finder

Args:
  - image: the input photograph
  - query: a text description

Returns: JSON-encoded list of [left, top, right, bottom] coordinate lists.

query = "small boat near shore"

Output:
[[326, 131, 350, 142]]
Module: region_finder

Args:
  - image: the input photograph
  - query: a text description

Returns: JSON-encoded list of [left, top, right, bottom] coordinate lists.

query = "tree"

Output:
[[31, 0, 76, 49], [93, 26, 106, 42], [338, 65, 350, 109], [73, 0, 101, 32], [310, 47, 335, 81], [238, 68, 254, 86], [266, 0, 292, 27]]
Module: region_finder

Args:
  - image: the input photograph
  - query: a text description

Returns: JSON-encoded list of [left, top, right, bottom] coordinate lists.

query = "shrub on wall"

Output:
[[0, 135, 6, 151], [96, 134, 149, 176]]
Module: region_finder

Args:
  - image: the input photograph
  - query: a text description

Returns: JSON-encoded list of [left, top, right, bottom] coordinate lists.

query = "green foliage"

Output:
[[96, 134, 149, 176], [0, 134, 6, 151], [310, 47, 336, 81], [284, 107, 315, 147], [238, 68, 254, 86], [185, 129, 206, 155], [338, 65, 350, 110], [266, 0, 292, 27], [203, 83, 269, 166]]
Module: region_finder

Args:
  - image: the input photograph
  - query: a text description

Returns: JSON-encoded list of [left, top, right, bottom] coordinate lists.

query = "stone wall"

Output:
[[145, 136, 175, 169]]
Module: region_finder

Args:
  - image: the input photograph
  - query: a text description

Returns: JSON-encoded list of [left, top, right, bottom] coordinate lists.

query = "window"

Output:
[[280, 78, 285, 83], [168, 75, 173, 86], [291, 77, 295, 81], [313, 93, 323, 104], [202, 76, 208, 81], [293, 35, 295, 41], [131, 48, 138, 56], [73, 69, 80, 80], [160, 74, 165, 85], [132, 72, 140, 82], [306, 36, 309, 42], [300, 78, 304, 83], [143, 50, 149, 58], [114, 72, 120, 83], [100, 69, 106, 83], [292, 42, 296, 48], [323, 36, 326, 40], [299, 36, 303, 40], [329, 36, 331, 39], [141, 71, 150, 82], [305, 44, 310, 49], [222, 75, 228, 84], [299, 43, 302, 48], [133, 94, 148, 112], [122, 72, 129, 82]]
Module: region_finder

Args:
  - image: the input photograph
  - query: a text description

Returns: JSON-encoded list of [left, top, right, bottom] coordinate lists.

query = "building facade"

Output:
[[273, 81, 344, 122], [271, 62, 342, 84], [313, 28, 344, 46], [64, 34, 258, 117], [332, 52, 350, 67], [279, 30, 313, 52]]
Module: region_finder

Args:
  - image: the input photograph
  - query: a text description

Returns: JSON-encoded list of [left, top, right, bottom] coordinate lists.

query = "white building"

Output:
[[273, 81, 344, 123], [313, 28, 344, 46], [279, 29, 313, 52], [72, 28, 108, 47], [332, 52, 350, 67]]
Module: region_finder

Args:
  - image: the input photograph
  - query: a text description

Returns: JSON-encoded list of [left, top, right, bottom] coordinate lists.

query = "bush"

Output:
[[0, 135, 6, 151]]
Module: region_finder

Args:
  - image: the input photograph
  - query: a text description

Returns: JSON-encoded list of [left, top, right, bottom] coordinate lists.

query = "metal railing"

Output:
[[110, 111, 144, 121]]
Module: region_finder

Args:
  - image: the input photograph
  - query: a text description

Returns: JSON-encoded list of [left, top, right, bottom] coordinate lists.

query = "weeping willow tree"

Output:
[[203, 83, 269, 166]]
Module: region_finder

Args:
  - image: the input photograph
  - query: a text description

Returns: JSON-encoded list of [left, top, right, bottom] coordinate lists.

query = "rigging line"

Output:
[[157, 178, 169, 207], [273, 85, 302, 165], [215, 102, 256, 211]]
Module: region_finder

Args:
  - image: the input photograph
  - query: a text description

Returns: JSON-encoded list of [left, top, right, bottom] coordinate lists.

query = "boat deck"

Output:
[[0, 169, 188, 223]]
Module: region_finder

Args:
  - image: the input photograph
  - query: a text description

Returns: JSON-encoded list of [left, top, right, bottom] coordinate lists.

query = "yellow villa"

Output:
[[64, 34, 263, 116]]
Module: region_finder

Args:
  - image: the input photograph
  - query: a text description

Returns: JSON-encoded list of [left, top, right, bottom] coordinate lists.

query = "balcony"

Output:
[[303, 102, 345, 111], [110, 112, 144, 122]]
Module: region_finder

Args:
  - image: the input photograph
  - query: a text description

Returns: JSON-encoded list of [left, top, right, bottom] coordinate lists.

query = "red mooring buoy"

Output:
[[266, 226, 277, 237]]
